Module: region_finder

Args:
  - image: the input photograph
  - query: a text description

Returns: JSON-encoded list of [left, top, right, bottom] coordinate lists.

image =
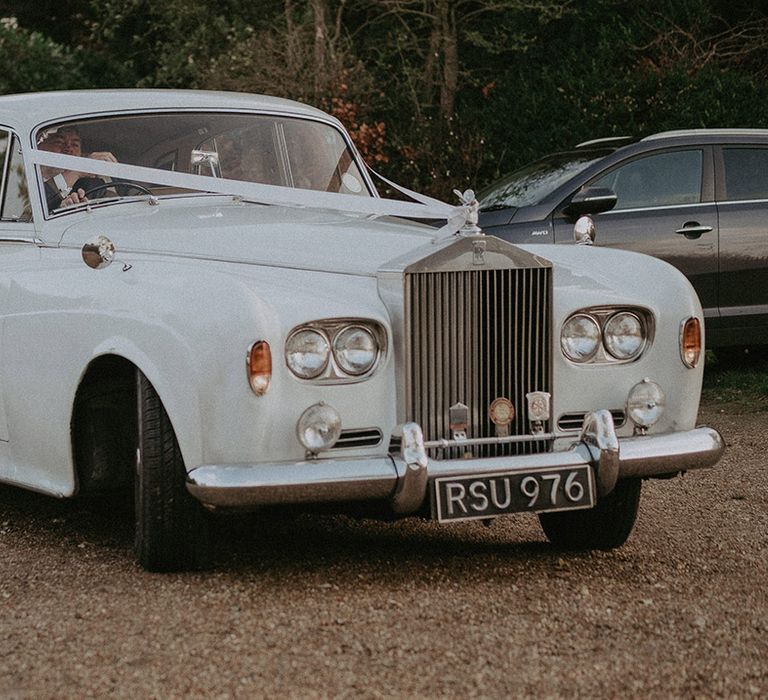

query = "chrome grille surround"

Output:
[[402, 236, 552, 459]]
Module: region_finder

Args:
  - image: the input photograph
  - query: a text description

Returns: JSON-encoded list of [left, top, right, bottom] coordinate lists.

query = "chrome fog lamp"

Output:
[[285, 329, 330, 379], [626, 379, 666, 433], [604, 312, 645, 360], [561, 314, 601, 362], [297, 402, 342, 453], [333, 325, 378, 376]]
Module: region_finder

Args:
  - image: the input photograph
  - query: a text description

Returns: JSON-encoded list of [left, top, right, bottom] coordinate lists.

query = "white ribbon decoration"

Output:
[[30, 150, 469, 237]]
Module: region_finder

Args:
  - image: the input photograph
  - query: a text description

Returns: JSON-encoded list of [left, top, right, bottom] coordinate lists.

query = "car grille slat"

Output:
[[405, 265, 552, 460], [331, 428, 383, 449], [557, 410, 626, 432]]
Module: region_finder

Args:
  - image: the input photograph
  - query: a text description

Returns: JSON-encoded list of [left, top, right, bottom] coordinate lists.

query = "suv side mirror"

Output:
[[564, 187, 617, 218]]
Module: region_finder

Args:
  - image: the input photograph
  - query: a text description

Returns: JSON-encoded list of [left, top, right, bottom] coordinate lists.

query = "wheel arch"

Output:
[[70, 344, 202, 494]]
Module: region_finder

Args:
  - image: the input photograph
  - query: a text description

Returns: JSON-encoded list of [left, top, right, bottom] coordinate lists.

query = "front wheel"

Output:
[[135, 372, 211, 571], [538, 478, 641, 551]]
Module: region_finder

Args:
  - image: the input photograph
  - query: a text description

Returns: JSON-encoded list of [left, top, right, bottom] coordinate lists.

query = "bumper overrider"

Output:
[[186, 410, 724, 514]]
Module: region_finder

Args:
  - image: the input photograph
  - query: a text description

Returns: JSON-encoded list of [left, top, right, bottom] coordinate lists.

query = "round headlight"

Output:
[[626, 379, 666, 430], [333, 325, 378, 376], [285, 329, 330, 379], [297, 402, 342, 452], [561, 314, 601, 362], [604, 312, 645, 360]]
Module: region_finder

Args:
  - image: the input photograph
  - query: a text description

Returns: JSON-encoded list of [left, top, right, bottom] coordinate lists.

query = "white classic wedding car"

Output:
[[0, 90, 723, 570]]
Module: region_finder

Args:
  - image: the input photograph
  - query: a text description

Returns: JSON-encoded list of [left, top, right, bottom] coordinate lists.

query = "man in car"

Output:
[[38, 126, 118, 210]]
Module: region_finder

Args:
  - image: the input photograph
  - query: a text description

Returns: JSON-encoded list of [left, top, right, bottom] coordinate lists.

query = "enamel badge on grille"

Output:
[[449, 402, 469, 441], [489, 398, 515, 437]]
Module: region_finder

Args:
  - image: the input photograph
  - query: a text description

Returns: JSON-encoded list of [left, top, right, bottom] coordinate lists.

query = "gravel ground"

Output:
[[0, 401, 765, 699]]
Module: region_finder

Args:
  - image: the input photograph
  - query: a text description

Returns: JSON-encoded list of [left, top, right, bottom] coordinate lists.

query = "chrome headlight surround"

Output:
[[285, 318, 386, 383], [332, 324, 378, 376], [284, 328, 330, 379], [603, 311, 646, 361], [561, 306, 654, 364], [561, 313, 601, 362]]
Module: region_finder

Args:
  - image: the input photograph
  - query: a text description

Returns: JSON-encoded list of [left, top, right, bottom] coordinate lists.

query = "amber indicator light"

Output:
[[681, 318, 701, 368], [248, 340, 272, 395]]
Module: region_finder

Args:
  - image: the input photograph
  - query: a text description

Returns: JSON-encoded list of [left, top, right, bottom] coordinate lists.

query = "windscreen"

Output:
[[478, 150, 611, 211], [35, 111, 371, 211]]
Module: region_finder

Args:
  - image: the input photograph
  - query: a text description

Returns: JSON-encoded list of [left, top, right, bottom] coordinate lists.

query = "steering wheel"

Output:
[[80, 181, 153, 199]]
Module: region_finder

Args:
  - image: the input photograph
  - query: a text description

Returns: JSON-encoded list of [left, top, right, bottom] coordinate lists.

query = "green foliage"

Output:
[[4, 0, 768, 198], [0, 17, 86, 93]]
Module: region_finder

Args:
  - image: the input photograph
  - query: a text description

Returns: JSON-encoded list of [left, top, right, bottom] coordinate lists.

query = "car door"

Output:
[[0, 129, 36, 444], [714, 145, 768, 344], [552, 147, 719, 318]]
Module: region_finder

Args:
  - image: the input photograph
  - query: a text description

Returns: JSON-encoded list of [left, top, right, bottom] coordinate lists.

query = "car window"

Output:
[[478, 150, 612, 211], [35, 112, 372, 214], [591, 150, 702, 210], [722, 148, 768, 201], [1, 133, 31, 222], [283, 119, 365, 195]]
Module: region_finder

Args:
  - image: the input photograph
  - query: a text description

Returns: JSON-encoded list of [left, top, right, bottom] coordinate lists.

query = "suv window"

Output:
[[591, 150, 702, 210], [722, 147, 768, 201], [1, 133, 31, 222], [478, 150, 612, 211]]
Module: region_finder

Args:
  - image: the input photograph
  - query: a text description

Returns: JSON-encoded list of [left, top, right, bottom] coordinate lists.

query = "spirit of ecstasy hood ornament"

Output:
[[453, 189, 483, 236]]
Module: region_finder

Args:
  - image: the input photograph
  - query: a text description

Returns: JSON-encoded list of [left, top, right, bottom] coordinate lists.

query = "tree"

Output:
[[370, 0, 569, 120], [0, 16, 86, 94]]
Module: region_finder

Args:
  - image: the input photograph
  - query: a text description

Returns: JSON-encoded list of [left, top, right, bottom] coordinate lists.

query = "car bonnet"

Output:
[[57, 197, 440, 277]]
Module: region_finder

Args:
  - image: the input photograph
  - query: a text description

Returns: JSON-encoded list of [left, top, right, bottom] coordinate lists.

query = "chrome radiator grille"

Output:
[[405, 267, 552, 459]]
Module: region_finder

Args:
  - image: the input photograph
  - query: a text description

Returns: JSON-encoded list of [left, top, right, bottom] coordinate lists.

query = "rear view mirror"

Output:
[[564, 187, 617, 218], [191, 149, 221, 178]]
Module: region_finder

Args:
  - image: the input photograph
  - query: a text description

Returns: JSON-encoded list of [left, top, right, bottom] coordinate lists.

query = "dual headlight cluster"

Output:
[[561, 308, 652, 363], [285, 320, 385, 381]]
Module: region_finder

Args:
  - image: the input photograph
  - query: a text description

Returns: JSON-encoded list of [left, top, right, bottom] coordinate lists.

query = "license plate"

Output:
[[433, 465, 595, 523]]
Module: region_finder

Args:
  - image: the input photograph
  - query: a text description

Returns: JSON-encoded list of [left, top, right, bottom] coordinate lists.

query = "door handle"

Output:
[[675, 222, 713, 239]]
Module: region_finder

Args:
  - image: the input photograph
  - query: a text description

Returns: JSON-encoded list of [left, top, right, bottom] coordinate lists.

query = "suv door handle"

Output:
[[675, 222, 713, 239]]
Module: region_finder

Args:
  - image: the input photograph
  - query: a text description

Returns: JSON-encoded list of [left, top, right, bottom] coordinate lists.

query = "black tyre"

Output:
[[135, 372, 211, 571], [538, 478, 642, 551], [73, 375, 136, 495]]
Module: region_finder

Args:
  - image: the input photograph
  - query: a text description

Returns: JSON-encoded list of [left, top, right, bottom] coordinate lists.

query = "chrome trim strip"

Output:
[[558, 409, 625, 431], [0, 235, 42, 245], [0, 129, 12, 207], [57, 243, 379, 277], [332, 428, 383, 449], [643, 128, 768, 140], [717, 304, 768, 317], [599, 201, 718, 215], [186, 417, 724, 511], [575, 136, 632, 148], [424, 432, 555, 449], [717, 197, 768, 205]]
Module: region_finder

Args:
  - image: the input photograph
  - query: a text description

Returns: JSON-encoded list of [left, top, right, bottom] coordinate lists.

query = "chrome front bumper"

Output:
[[186, 410, 725, 512]]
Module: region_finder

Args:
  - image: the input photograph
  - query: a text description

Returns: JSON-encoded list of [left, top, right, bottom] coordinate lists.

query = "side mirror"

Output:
[[574, 215, 596, 245], [82, 234, 132, 271], [564, 187, 617, 218], [82, 235, 115, 269]]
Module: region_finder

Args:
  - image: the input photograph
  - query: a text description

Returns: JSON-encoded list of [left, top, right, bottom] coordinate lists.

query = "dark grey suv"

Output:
[[477, 130, 768, 347]]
